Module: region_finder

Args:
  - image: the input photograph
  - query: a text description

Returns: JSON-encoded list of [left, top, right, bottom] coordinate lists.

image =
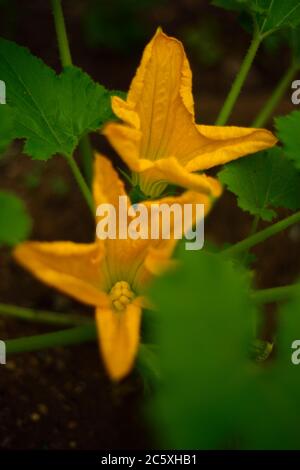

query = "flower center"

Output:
[[109, 281, 135, 312]]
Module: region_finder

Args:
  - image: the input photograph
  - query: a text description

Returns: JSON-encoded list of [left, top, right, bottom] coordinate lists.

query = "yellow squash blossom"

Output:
[[103, 29, 277, 198], [14, 154, 213, 381]]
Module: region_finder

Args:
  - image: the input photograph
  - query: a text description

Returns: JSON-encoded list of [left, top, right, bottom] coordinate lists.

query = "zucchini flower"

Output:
[[103, 29, 277, 198], [14, 155, 213, 381]]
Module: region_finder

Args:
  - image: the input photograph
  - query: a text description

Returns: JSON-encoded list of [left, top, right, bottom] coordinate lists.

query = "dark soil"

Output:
[[0, 0, 299, 450]]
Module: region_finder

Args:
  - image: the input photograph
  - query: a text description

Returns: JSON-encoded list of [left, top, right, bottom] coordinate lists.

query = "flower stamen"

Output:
[[109, 281, 135, 312]]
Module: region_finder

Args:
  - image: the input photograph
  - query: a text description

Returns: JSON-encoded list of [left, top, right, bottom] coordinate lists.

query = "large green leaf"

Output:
[[212, 0, 300, 36], [0, 191, 31, 246], [149, 249, 254, 449], [0, 104, 14, 153], [276, 111, 300, 169], [0, 38, 118, 160], [149, 247, 300, 449], [255, 0, 300, 34], [218, 148, 300, 221]]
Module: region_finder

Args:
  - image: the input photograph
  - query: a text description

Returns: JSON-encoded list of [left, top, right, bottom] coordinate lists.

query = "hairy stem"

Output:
[[0, 303, 92, 326], [223, 211, 300, 257], [6, 324, 97, 355], [5, 325, 157, 381], [242, 214, 261, 263], [51, 0, 94, 187], [64, 153, 94, 213], [51, 0, 72, 67], [79, 135, 94, 187], [249, 214, 261, 237], [216, 33, 262, 126], [252, 64, 298, 128], [251, 285, 299, 304]]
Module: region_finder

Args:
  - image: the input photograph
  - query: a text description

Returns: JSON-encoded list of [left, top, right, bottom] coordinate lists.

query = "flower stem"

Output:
[[223, 210, 300, 257], [251, 285, 299, 304], [6, 324, 97, 355], [215, 33, 262, 126], [78, 134, 94, 187], [64, 153, 94, 213], [252, 63, 299, 128], [6, 324, 156, 379], [242, 214, 260, 263], [51, 0, 72, 67], [51, 0, 94, 187], [0, 303, 92, 326], [249, 214, 261, 237]]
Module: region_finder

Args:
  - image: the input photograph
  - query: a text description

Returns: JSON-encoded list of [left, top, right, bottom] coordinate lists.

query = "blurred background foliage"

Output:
[[0, 0, 295, 92], [83, 0, 166, 52], [149, 247, 300, 450]]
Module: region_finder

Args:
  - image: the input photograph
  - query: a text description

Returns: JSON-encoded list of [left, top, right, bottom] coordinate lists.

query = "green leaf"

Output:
[[149, 250, 254, 449], [276, 111, 300, 169], [218, 148, 300, 221], [0, 191, 31, 246], [263, 24, 300, 65], [255, 0, 300, 35], [212, 0, 300, 36], [0, 38, 118, 160], [0, 104, 14, 153], [148, 248, 300, 449]]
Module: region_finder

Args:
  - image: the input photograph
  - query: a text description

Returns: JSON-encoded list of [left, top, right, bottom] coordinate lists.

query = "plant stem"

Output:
[[64, 153, 94, 213], [251, 285, 299, 305], [79, 134, 94, 187], [5, 324, 156, 377], [249, 214, 260, 237], [215, 33, 262, 126], [6, 324, 97, 355], [252, 64, 298, 128], [223, 210, 300, 257], [0, 303, 92, 326], [51, 0, 94, 187], [51, 0, 72, 67], [242, 214, 260, 263]]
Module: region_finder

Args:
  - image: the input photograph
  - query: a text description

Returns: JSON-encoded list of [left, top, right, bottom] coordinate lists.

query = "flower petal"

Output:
[[102, 122, 146, 172], [93, 153, 128, 208], [111, 95, 140, 129], [138, 157, 223, 197], [141, 190, 213, 277], [14, 242, 108, 307], [103, 122, 222, 197], [108, 29, 207, 163], [186, 125, 278, 171], [127, 28, 194, 117], [104, 30, 277, 198], [96, 298, 142, 381]]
